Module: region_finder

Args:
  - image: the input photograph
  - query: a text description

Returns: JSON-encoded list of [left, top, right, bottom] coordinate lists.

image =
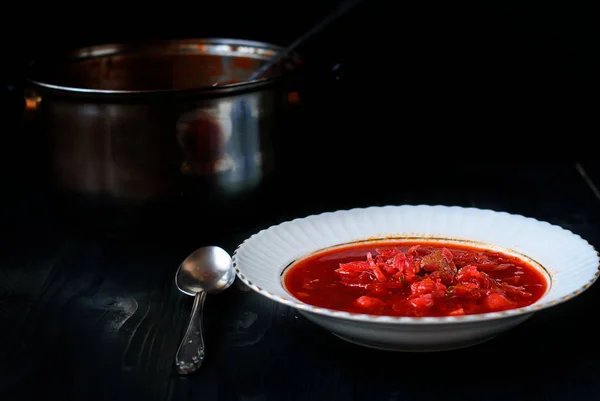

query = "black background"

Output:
[[3, 0, 597, 142]]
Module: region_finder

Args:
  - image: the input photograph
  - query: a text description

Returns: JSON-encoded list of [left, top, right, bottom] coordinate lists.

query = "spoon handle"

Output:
[[175, 291, 207, 375], [247, 0, 366, 81]]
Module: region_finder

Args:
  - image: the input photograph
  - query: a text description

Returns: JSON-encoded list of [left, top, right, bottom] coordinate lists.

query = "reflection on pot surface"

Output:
[[177, 110, 230, 177]]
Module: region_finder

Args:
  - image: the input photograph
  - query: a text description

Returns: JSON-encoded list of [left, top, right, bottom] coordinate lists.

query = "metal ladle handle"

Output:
[[247, 0, 366, 81], [175, 291, 207, 375]]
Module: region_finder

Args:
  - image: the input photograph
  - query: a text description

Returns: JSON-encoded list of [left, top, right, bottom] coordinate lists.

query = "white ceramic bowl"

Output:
[[232, 205, 600, 351]]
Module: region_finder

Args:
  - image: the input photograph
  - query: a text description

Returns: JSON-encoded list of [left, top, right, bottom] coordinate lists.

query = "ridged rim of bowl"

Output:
[[232, 205, 600, 325]]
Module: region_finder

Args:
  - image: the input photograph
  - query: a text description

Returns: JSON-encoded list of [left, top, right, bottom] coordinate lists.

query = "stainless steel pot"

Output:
[[24, 38, 302, 205], [15, 38, 313, 236]]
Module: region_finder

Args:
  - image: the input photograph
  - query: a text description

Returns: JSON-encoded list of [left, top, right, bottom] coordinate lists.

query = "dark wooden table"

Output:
[[2, 108, 600, 401]]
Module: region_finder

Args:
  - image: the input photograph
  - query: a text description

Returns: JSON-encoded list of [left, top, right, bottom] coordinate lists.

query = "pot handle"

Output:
[[3, 82, 41, 121], [288, 59, 345, 108], [23, 89, 42, 119]]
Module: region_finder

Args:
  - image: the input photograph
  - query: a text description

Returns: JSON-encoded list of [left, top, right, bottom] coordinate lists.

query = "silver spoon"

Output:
[[174, 245, 235, 375], [247, 0, 366, 82]]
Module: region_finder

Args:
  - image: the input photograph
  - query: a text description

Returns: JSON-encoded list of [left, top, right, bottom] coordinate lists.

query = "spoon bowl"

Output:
[[175, 246, 234, 295]]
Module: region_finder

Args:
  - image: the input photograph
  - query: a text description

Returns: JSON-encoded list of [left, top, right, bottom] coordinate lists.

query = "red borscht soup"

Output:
[[283, 241, 548, 317]]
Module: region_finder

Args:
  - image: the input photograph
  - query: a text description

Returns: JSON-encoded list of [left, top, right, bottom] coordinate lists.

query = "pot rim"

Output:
[[25, 38, 297, 97]]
